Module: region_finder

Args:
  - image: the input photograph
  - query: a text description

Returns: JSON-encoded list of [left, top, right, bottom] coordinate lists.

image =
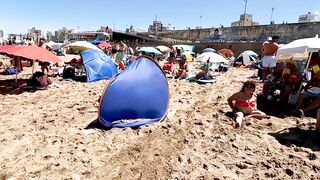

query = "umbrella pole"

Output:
[[15, 69, 18, 83], [296, 52, 313, 97], [32, 60, 35, 74], [15, 56, 20, 83], [305, 52, 313, 77]]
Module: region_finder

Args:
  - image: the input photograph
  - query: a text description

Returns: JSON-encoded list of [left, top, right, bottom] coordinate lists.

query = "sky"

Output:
[[0, 0, 319, 36]]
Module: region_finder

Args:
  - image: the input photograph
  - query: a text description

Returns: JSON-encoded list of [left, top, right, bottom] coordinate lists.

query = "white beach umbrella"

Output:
[[276, 34, 320, 61], [195, 52, 228, 64]]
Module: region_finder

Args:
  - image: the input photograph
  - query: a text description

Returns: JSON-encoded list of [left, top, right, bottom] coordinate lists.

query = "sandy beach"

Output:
[[1, 66, 320, 179]]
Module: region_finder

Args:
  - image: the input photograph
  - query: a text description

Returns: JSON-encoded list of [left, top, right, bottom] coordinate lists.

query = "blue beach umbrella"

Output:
[[80, 49, 118, 82], [202, 48, 216, 53], [138, 47, 162, 55]]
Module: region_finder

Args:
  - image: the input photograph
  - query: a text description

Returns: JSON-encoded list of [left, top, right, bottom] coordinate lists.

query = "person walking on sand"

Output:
[[261, 36, 279, 81], [227, 81, 270, 128]]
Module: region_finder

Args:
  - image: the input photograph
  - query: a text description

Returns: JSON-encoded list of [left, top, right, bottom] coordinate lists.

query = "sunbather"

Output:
[[29, 71, 52, 89], [228, 81, 270, 128], [172, 56, 188, 80]]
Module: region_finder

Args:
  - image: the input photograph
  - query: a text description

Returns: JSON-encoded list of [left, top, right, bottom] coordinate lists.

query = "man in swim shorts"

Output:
[[261, 36, 279, 81]]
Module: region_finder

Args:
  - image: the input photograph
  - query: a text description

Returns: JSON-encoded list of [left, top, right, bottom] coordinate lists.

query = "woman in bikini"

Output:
[[228, 81, 270, 128], [173, 55, 188, 80]]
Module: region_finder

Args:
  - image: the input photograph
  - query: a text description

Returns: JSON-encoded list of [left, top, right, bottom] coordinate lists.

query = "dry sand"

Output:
[[0, 66, 320, 179]]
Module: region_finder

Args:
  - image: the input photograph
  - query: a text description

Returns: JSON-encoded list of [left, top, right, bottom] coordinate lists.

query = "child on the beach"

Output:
[[227, 80, 270, 128]]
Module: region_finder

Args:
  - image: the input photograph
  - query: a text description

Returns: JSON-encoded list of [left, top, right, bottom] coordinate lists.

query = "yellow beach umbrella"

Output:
[[65, 41, 103, 52], [156, 45, 170, 52]]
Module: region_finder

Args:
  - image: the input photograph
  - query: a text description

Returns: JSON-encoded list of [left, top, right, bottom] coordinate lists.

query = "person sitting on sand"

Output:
[[29, 71, 52, 89], [163, 58, 174, 75], [195, 58, 213, 80], [262, 62, 299, 105], [172, 55, 188, 80], [228, 81, 270, 128], [290, 71, 320, 117]]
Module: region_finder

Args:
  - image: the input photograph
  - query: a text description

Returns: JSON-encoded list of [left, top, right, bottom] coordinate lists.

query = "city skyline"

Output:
[[0, 0, 320, 36]]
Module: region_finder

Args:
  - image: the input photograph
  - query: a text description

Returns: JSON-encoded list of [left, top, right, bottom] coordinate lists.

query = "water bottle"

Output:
[[306, 70, 312, 81]]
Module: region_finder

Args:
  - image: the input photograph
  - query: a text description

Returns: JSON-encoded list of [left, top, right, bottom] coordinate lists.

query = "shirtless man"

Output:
[[261, 36, 279, 81], [38, 38, 50, 74]]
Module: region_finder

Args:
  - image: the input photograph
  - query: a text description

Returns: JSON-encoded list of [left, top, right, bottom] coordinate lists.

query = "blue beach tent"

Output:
[[98, 56, 169, 128], [80, 49, 118, 82]]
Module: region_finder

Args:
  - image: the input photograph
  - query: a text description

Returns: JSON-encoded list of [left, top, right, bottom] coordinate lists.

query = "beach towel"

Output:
[[3, 68, 18, 75]]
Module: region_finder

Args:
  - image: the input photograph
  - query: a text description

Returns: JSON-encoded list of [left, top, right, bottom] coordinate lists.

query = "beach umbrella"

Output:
[[137, 47, 162, 55], [97, 42, 112, 49], [1, 45, 61, 63], [276, 34, 320, 61], [65, 41, 103, 52], [243, 50, 258, 58], [7, 46, 61, 63], [156, 45, 170, 52], [218, 48, 234, 58], [202, 48, 216, 53], [81, 49, 118, 82], [0, 45, 21, 52], [195, 52, 228, 64]]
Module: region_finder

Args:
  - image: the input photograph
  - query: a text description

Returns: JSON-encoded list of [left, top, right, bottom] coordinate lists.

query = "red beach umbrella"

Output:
[[0, 45, 25, 55], [97, 42, 112, 49], [218, 48, 234, 58], [1, 45, 61, 63]]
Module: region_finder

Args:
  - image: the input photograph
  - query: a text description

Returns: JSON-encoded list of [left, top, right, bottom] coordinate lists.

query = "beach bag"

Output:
[[288, 91, 299, 105], [3, 68, 18, 75], [63, 66, 75, 79]]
